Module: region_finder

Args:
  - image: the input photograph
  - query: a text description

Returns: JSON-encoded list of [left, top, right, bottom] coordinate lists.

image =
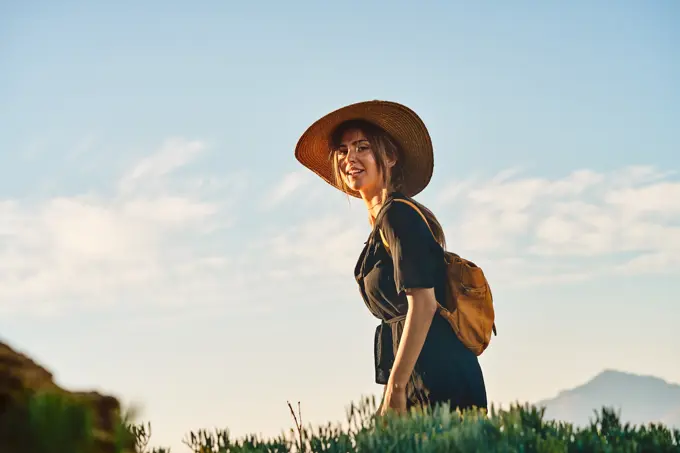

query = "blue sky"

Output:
[[1, 0, 679, 450]]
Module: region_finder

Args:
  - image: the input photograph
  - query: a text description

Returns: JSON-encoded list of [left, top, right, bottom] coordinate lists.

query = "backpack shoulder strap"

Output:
[[378, 198, 436, 252]]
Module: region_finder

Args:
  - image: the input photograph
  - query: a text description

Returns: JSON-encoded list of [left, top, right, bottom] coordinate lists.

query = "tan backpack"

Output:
[[378, 198, 497, 356]]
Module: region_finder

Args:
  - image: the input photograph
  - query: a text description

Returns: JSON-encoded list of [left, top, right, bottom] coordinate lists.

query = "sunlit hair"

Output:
[[328, 119, 447, 249]]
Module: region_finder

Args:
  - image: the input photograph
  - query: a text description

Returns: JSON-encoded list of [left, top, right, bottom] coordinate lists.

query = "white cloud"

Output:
[[256, 165, 680, 291], [0, 138, 237, 315], [264, 213, 367, 277], [605, 182, 680, 216], [432, 165, 680, 286], [118, 138, 205, 194], [5, 155, 677, 317], [260, 170, 314, 209]]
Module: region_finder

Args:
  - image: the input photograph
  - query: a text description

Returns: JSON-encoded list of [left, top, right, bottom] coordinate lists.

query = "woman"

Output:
[[294, 100, 487, 416]]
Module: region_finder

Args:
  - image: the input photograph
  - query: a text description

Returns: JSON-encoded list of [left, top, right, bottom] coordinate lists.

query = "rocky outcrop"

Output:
[[0, 339, 135, 453]]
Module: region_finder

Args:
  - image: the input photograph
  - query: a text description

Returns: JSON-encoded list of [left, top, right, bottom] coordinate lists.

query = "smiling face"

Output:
[[335, 128, 381, 195], [330, 120, 400, 200]]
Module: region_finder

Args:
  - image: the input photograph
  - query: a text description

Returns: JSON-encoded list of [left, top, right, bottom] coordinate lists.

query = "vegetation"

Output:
[[5, 392, 680, 452]]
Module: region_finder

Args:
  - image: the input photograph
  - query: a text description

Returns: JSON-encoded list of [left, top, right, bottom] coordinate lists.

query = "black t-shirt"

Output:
[[354, 191, 447, 323]]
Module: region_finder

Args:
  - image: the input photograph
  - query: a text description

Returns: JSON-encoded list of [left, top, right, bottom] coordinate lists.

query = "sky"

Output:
[[1, 0, 679, 450]]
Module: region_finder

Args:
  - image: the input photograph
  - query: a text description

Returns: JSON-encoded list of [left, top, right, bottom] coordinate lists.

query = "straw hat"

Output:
[[294, 100, 434, 198]]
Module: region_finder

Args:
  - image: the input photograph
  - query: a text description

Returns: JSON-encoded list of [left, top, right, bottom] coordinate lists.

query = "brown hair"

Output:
[[328, 119, 447, 249]]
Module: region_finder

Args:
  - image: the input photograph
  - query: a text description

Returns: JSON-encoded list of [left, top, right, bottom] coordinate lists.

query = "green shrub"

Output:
[[0, 389, 137, 453], [131, 396, 680, 453], [7, 392, 679, 452], [26, 390, 96, 453]]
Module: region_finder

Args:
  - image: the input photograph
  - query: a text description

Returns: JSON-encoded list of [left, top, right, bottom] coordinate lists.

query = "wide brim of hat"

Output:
[[294, 100, 434, 198]]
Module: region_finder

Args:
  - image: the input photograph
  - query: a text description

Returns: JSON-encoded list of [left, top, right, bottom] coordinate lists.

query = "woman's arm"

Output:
[[377, 199, 442, 411], [387, 287, 438, 389]]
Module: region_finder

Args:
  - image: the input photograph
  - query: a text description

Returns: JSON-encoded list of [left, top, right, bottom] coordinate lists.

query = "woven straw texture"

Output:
[[294, 100, 434, 198]]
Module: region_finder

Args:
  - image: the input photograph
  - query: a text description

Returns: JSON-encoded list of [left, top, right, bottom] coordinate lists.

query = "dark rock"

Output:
[[0, 339, 136, 453]]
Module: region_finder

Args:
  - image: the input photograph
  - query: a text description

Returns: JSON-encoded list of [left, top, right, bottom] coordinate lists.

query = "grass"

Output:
[[4, 390, 679, 452]]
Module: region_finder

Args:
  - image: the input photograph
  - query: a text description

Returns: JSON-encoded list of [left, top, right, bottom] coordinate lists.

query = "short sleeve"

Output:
[[379, 201, 440, 295]]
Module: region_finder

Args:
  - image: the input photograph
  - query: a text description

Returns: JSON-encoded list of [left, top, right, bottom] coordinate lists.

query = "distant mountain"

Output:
[[536, 369, 680, 428]]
